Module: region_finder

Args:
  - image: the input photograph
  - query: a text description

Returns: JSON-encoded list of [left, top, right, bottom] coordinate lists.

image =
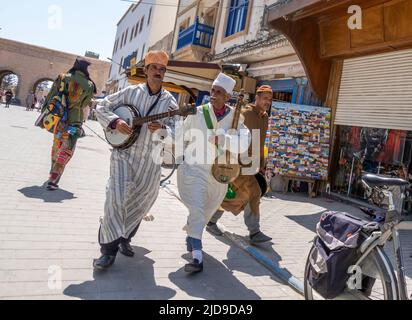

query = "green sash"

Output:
[[202, 104, 214, 130], [202, 104, 236, 200]]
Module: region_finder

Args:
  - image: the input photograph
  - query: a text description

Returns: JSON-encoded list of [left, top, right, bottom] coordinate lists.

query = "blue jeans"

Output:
[[186, 237, 202, 252]]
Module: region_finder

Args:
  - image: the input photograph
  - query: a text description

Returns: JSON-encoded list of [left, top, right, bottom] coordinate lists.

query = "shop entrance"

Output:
[[332, 125, 412, 213]]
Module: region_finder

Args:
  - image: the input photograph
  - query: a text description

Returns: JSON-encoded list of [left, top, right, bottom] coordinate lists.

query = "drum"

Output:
[[255, 172, 268, 197]]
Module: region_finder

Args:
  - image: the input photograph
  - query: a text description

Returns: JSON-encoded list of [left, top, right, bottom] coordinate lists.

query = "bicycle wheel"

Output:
[[304, 243, 397, 300], [160, 149, 176, 185]]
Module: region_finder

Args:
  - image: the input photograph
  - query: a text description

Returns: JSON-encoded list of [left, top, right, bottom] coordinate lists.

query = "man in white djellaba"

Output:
[[177, 73, 250, 273], [93, 51, 180, 270]]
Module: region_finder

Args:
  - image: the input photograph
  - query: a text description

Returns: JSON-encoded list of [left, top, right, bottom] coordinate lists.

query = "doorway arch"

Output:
[[0, 70, 20, 103]]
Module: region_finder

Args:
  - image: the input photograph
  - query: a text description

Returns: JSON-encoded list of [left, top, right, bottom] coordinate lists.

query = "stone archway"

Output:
[[0, 38, 110, 105], [0, 70, 21, 103], [32, 78, 54, 100]]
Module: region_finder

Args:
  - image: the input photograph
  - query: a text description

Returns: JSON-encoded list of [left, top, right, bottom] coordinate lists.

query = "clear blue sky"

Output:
[[0, 0, 132, 61]]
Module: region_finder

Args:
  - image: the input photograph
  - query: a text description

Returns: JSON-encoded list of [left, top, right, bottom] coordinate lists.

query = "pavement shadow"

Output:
[[63, 246, 176, 300], [168, 252, 261, 300], [285, 212, 324, 233], [216, 234, 296, 287], [264, 192, 356, 211], [18, 185, 77, 203]]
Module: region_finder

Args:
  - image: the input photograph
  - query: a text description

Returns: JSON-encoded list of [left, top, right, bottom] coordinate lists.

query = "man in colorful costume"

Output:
[[45, 58, 96, 191]]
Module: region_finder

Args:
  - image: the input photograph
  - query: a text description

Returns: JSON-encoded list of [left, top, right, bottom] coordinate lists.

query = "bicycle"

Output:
[[304, 173, 412, 300]]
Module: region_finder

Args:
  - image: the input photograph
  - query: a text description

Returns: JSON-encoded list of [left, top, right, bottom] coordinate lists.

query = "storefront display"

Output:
[[267, 0, 412, 213], [266, 102, 331, 180], [332, 125, 412, 211]]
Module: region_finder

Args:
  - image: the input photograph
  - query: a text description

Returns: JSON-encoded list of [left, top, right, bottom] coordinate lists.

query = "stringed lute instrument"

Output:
[[211, 93, 244, 184]]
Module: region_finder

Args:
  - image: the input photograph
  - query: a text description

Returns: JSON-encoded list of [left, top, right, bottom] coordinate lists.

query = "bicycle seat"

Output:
[[362, 173, 408, 187]]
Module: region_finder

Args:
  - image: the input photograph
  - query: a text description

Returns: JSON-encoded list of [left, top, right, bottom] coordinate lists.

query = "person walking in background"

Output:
[[43, 57, 96, 191], [38, 96, 46, 112], [32, 94, 38, 111], [0, 88, 4, 106], [5, 90, 13, 108]]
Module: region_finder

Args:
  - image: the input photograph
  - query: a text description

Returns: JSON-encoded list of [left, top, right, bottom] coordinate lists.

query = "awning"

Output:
[[267, 0, 323, 22], [126, 60, 221, 98], [247, 55, 305, 79]]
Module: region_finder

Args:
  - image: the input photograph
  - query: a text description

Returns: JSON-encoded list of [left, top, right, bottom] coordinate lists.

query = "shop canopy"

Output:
[[267, 0, 326, 22], [125, 60, 222, 100]]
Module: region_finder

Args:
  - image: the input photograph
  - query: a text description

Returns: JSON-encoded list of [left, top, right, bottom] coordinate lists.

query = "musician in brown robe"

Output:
[[207, 85, 274, 244]]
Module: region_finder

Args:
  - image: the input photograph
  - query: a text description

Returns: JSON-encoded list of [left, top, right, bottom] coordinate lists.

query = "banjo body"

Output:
[[212, 153, 241, 184], [211, 93, 244, 185], [104, 105, 142, 150]]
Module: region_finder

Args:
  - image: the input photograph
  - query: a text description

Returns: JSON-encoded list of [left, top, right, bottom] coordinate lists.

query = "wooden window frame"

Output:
[[147, 7, 152, 26], [113, 39, 119, 54], [124, 28, 129, 46], [221, 0, 253, 44], [119, 56, 124, 73], [134, 19, 140, 38], [140, 16, 145, 33], [179, 17, 190, 32], [204, 6, 218, 27], [120, 32, 125, 48], [141, 44, 146, 60]]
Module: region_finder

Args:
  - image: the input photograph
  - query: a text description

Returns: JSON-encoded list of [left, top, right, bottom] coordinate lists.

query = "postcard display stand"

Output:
[[266, 102, 332, 196]]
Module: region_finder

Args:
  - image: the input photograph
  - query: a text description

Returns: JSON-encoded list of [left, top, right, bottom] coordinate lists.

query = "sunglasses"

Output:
[[148, 64, 167, 73]]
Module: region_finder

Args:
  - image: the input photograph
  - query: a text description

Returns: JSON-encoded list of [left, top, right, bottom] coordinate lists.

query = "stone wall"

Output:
[[0, 38, 110, 103]]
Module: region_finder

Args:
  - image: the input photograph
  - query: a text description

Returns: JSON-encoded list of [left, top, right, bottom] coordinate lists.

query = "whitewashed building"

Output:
[[107, 0, 179, 93], [171, 0, 320, 105]]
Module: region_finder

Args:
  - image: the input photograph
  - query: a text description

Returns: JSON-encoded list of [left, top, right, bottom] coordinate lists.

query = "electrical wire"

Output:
[[120, 0, 269, 9]]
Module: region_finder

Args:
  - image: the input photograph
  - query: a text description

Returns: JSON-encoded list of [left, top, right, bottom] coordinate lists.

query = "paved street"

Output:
[[0, 106, 411, 300]]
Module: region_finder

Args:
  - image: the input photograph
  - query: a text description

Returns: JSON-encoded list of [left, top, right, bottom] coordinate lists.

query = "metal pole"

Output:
[[347, 156, 355, 197]]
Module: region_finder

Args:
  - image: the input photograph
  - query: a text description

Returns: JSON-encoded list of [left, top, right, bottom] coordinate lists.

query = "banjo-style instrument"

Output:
[[211, 95, 243, 184], [104, 103, 196, 149], [210, 92, 269, 197]]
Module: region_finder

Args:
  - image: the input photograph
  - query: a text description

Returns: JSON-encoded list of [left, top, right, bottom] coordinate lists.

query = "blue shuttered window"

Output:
[[225, 0, 249, 37]]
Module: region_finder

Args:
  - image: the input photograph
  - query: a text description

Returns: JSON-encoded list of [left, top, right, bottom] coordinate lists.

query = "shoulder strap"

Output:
[[202, 104, 214, 130], [145, 90, 163, 117]]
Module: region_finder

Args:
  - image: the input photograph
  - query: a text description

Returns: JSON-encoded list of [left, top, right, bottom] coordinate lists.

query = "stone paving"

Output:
[[1, 106, 411, 300], [0, 107, 299, 300]]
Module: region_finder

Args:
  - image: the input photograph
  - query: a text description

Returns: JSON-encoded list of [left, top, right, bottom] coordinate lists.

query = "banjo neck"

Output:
[[132, 109, 181, 127]]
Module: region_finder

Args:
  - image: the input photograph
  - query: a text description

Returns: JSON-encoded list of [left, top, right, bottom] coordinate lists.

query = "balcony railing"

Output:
[[176, 16, 215, 51]]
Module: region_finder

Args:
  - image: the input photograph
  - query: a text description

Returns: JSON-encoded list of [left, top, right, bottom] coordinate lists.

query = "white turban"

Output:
[[212, 73, 236, 95]]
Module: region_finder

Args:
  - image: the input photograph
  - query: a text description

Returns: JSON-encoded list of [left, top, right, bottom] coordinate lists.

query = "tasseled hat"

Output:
[[256, 85, 273, 94]]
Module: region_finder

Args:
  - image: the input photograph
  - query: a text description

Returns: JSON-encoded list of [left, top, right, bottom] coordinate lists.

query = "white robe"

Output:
[[96, 84, 179, 244], [177, 103, 250, 240]]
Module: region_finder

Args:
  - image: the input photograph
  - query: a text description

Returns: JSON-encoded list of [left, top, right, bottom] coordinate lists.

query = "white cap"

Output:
[[212, 73, 236, 95]]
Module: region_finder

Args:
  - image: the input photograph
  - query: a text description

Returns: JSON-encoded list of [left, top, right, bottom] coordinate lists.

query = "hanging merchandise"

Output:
[[266, 102, 332, 181]]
